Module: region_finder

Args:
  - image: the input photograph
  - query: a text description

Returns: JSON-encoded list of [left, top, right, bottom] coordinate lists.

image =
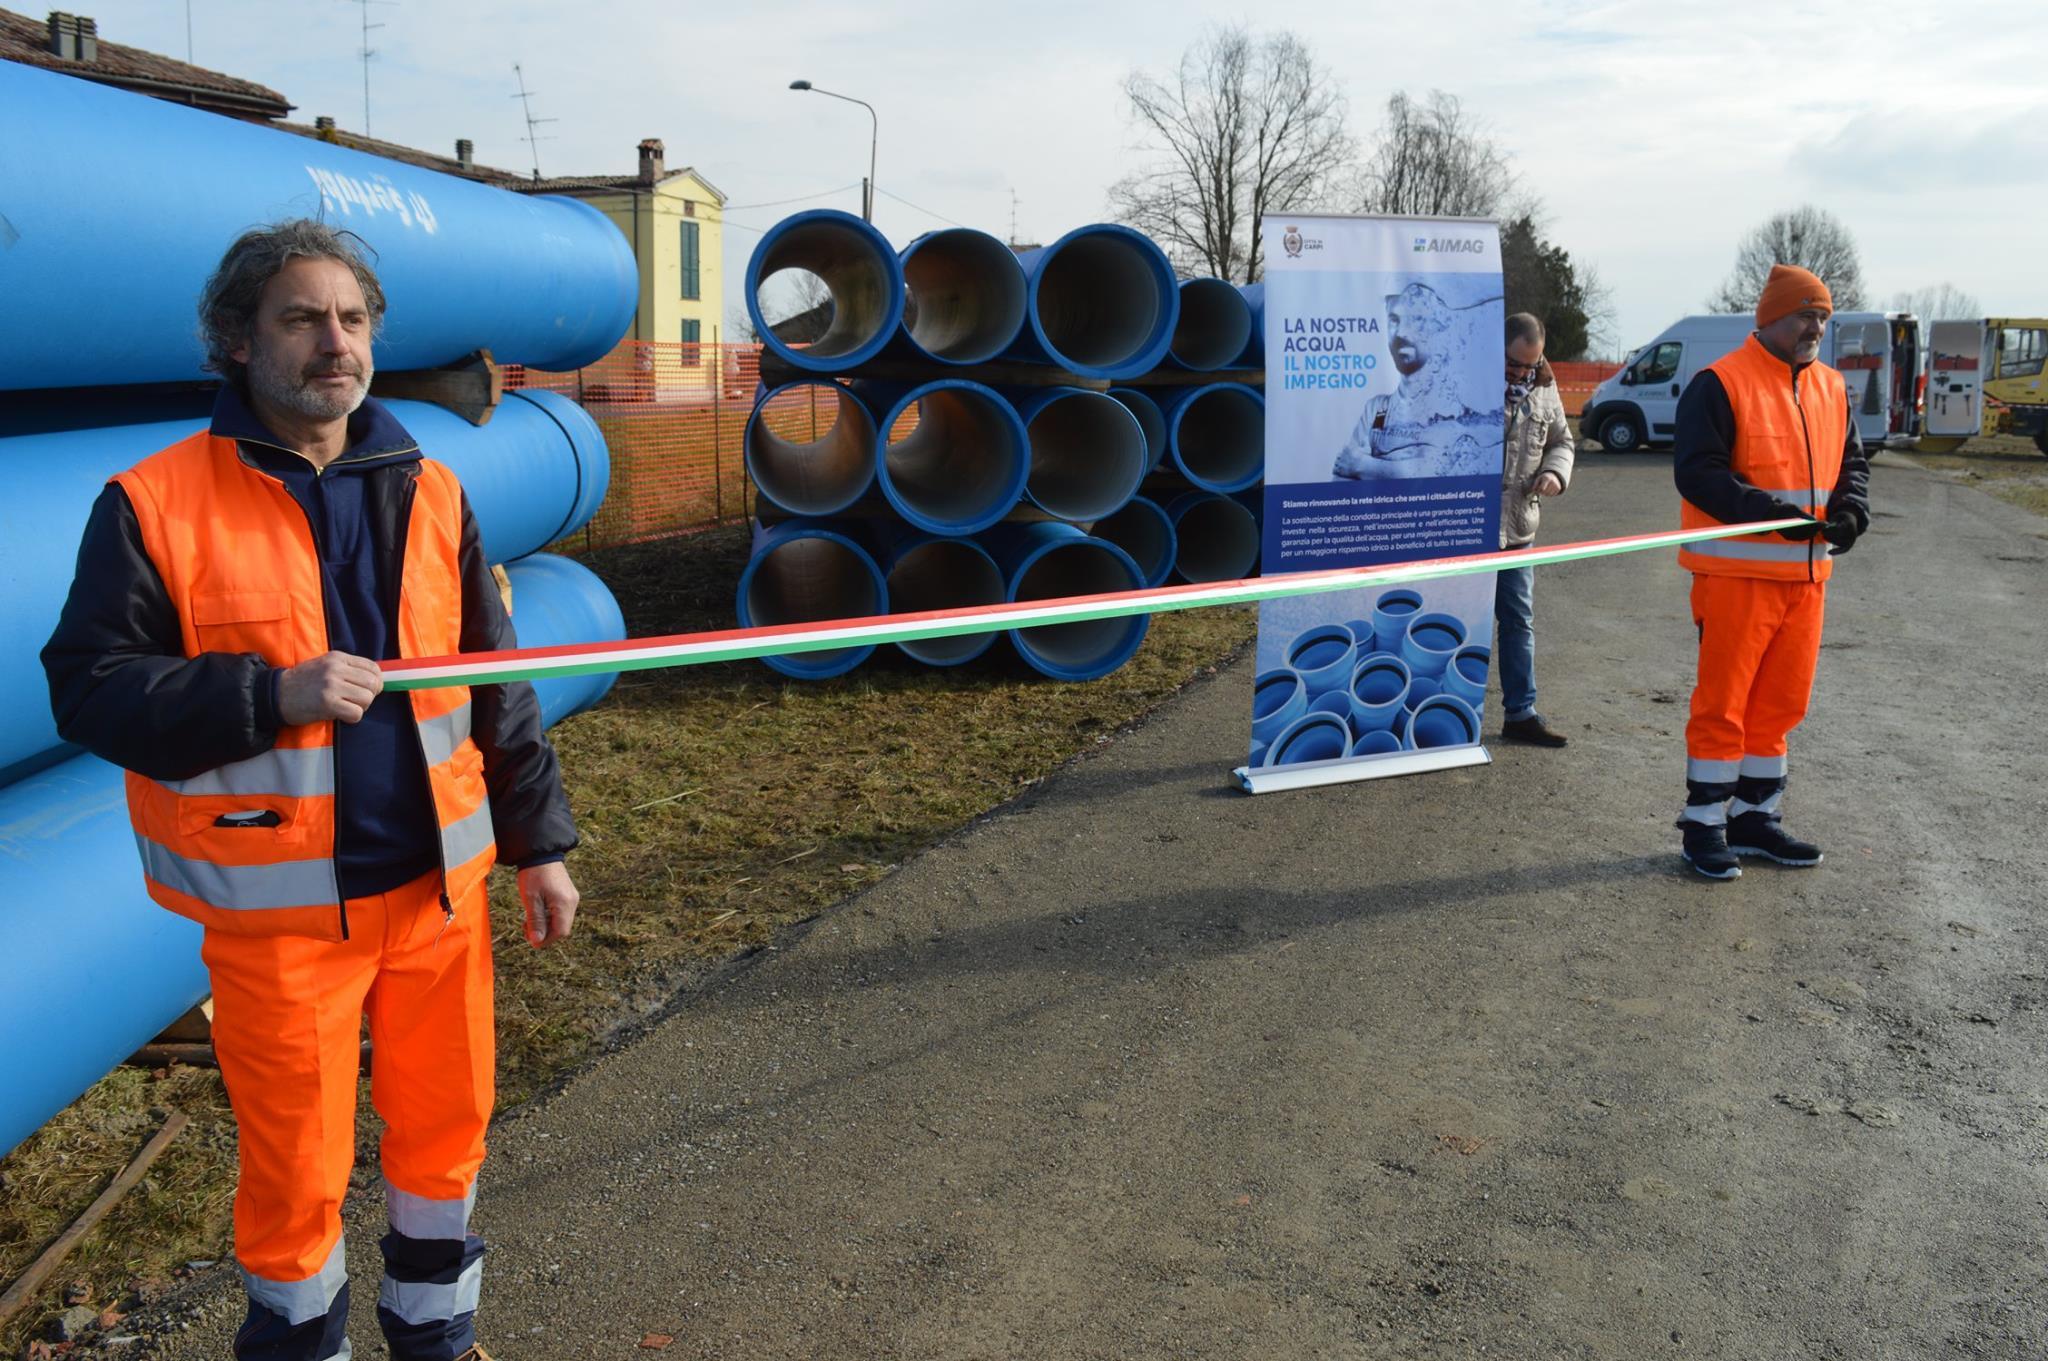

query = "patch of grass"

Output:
[[1901, 434, 2048, 520], [0, 523, 1256, 1347]]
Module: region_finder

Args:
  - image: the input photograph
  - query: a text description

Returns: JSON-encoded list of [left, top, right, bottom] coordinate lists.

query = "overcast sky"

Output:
[[79, 0, 2048, 353]]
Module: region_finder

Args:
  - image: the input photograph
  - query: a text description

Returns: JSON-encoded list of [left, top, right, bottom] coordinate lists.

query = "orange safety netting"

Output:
[[1550, 361, 1623, 417]]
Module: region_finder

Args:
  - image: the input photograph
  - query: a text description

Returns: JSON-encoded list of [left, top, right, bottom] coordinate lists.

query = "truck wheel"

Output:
[[1599, 413, 1642, 453]]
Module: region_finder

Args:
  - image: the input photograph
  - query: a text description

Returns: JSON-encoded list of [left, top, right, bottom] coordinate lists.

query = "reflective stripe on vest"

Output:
[[1678, 336, 1846, 583], [112, 433, 495, 934]]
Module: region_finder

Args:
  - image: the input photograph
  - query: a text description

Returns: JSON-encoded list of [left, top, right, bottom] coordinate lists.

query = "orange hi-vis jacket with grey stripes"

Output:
[[112, 432, 495, 940], [1677, 336, 1849, 583]]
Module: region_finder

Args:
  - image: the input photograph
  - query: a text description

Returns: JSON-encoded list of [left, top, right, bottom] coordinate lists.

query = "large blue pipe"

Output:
[[0, 62, 636, 390], [860, 380, 1030, 535], [1007, 387, 1149, 524], [1156, 383, 1266, 494], [746, 210, 905, 373], [1235, 283, 1266, 367], [735, 521, 888, 679], [981, 522, 1149, 681], [893, 229, 1028, 366], [744, 380, 878, 519], [1166, 279, 1254, 371], [0, 391, 611, 779], [0, 553, 624, 1159], [1003, 225, 1179, 380]]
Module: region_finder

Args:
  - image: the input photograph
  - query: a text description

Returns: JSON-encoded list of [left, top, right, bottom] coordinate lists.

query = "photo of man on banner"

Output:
[[1242, 214, 1505, 794]]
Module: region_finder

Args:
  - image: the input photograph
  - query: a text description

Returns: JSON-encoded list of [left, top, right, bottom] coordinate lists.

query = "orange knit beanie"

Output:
[[1755, 264, 1833, 328]]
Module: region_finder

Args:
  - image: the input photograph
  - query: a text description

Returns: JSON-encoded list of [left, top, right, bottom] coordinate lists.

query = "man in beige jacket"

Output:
[[1496, 312, 1577, 746]]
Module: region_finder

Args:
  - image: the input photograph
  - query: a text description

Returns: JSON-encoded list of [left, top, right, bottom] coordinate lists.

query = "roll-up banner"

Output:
[[1240, 214, 1505, 794]]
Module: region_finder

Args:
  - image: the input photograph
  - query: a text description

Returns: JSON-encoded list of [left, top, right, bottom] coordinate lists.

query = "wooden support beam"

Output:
[[369, 349, 503, 426]]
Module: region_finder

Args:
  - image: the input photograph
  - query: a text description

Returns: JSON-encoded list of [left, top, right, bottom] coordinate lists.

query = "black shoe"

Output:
[[1678, 821, 1742, 880], [1501, 716, 1569, 747], [1726, 812, 1823, 867]]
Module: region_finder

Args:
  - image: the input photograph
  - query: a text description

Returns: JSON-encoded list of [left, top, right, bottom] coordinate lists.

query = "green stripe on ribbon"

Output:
[[382, 520, 1809, 691]]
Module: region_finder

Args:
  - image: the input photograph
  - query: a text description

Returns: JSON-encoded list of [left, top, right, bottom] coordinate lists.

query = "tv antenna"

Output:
[[345, 0, 395, 135], [511, 63, 558, 180], [1008, 187, 1021, 248]]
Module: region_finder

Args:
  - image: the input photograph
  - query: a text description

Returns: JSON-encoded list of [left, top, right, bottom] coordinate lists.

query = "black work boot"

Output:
[[1678, 821, 1742, 880], [1726, 812, 1823, 866]]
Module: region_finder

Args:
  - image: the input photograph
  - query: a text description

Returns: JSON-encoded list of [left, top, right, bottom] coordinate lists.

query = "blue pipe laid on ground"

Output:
[[0, 554, 624, 1159], [1235, 283, 1266, 367], [1105, 388, 1167, 473], [0, 391, 612, 780], [736, 521, 888, 680], [1006, 387, 1149, 524], [981, 523, 1149, 681], [745, 381, 878, 519], [875, 530, 1007, 667], [1166, 278, 1254, 371], [747, 210, 905, 373], [894, 229, 1028, 365], [0, 62, 635, 390], [1156, 383, 1265, 494], [1088, 496, 1177, 589], [861, 380, 1030, 535], [1165, 491, 1260, 584], [1004, 224, 1178, 379]]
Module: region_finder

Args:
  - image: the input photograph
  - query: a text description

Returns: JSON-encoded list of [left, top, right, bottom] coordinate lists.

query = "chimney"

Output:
[[76, 14, 95, 61], [455, 138, 474, 171], [314, 115, 337, 141], [637, 138, 665, 185], [46, 12, 78, 60]]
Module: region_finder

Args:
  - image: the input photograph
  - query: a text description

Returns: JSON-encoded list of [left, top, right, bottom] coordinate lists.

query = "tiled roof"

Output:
[[0, 6, 291, 118], [274, 120, 531, 186]]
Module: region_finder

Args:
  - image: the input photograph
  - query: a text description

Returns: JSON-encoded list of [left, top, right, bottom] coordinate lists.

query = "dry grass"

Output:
[[1901, 433, 2048, 519], [0, 523, 1256, 1350]]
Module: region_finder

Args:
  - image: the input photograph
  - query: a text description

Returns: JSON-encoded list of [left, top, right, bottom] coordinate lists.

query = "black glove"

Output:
[[1822, 506, 1864, 554], [1771, 504, 1826, 540]]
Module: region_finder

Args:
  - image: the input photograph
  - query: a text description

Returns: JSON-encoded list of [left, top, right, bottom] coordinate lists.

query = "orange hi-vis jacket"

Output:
[[1677, 336, 1848, 583], [112, 432, 495, 941]]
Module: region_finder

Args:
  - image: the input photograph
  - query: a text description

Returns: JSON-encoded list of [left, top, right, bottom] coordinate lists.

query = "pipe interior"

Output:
[[885, 387, 1024, 525], [1033, 235, 1166, 370], [904, 232, 1027, 363], [1453, 649, 1490, 685], [888, 541, 1005, 664], [757, 219, 896, 359], [1026, 393, 1147, 521], [1253, 672, 1301, 721], [745, 536, 880, 666], [747, 384, 873, 514], [1173, 388, 1265, 489], [1106, 389, 1167, 470], [1354, 662, 1406, 706], [1411, 620, 1464, 654], [1171, 279, 1254, 370], [1011, 542, 1142, 668], [1276, 715, 1348, 765], [1089, 500, 1172, 584], [1172, 497, 1258, 582], [1290, 630, 1349, 672], [1412, 701, 1477, 749], [1353, 729, 1402, 756]]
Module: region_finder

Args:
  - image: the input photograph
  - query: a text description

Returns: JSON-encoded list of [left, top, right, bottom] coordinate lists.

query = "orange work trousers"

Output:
[[201, 870, 495, 1288], [1685, 573, 1827, 770]]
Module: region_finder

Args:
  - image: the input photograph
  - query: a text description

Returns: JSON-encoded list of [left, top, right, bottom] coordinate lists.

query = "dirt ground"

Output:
[[95, 450, 2048, 1359]]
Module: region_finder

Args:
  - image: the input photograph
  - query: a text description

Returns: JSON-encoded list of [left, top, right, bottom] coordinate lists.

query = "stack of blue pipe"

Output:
[[736, 210, 1268, 682], [0, 61, 639, 1157]]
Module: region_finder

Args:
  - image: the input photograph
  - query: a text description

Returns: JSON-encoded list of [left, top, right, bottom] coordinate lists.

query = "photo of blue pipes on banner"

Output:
[[1239, 214, 1505, 793]]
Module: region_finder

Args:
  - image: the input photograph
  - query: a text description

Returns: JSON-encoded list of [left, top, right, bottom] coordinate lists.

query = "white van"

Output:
[[1582, 312, 1922, 452]]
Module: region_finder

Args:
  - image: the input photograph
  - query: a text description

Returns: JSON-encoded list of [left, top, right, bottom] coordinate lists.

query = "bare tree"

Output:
[[1706, 205, 1866, 312], [1353, 91, 1515, 218], [1109, 25, 1353, 282], [1888, 282, 1982, 320]]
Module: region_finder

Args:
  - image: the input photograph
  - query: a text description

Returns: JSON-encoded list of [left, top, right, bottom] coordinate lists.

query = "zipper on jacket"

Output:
[[1791, 365, 1818, 583]]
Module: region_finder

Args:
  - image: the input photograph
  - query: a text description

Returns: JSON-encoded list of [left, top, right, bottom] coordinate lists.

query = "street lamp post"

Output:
[[788, 79, 877, 222]]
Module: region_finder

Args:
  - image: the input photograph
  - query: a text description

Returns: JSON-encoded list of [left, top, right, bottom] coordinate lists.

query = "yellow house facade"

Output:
[[536, 140, 727, 379]]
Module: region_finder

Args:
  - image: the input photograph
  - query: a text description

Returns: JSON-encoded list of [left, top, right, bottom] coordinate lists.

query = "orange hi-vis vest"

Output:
[[113, 432, 494, 941], [1678, 335, 1847, 583]]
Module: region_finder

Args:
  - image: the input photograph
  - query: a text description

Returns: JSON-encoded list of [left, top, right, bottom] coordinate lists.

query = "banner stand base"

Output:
[[1233, 743, 1492, 795]]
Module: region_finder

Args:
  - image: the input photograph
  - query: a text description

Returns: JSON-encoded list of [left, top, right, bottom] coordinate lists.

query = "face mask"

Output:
[[1506, 378, 1534, 405]]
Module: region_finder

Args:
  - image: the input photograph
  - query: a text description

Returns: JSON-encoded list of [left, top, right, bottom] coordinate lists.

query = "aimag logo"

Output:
[[1414, 236, 1486, 254], [1283, 225, 1303, 259]]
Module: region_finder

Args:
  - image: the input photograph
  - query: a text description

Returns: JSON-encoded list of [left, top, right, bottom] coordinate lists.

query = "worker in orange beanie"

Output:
[[1669, 264, 1870, 879]]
